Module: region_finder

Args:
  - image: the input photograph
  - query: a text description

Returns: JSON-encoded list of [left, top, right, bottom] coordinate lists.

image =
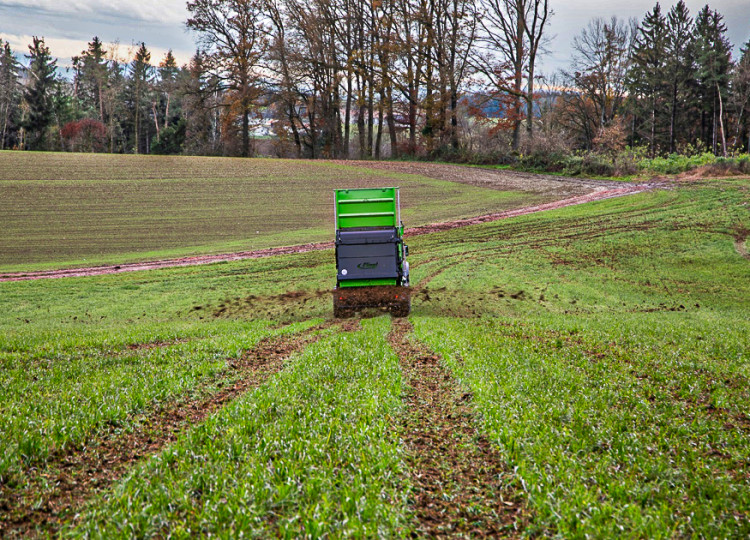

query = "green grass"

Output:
[[0, 251, 339, 488], [408, 178, 750, 537], [0, 174, 747, 536], [67, 317, 408, 538], [0, 152, 548, 272]]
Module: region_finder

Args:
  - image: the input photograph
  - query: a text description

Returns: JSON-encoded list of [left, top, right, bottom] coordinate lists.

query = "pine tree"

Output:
[[693, 5, 732, 155], [127, 42, 153, 154], [154, 50, 180, 139], [731, 40, 750, 151], [0, 40, 22, 149], [74, 37, 110, 123], [23, 36, 58, 150], [664, 0, 695, 153], [627, 3, 668, 155]]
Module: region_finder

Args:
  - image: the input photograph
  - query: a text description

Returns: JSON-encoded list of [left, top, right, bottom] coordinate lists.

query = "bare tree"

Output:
[[187, 0, 268, 157], [474, 0, 550, 149], [555, 17, 634, 149]]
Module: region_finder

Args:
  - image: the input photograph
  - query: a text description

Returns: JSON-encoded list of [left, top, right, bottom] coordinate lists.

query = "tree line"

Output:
[[0, 0, 747, 159]]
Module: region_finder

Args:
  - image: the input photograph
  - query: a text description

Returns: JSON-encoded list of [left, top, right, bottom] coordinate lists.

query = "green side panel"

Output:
[[335, 187, 399, 229], [339, 278, 397, 287]]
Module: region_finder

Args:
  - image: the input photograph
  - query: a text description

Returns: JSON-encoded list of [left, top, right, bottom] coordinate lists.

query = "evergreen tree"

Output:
[[180, 51, 219, 155], [23, 36, 58, 150], [154, 49, 180, 141], [694, 5, 732, 155], [731, 40, 750, 151], [0, 40, 22, 150], [664, 0, 696, 152], [74, 37, 110, 123], [126, 42, 153, 153], [627, 3, 668, 155]]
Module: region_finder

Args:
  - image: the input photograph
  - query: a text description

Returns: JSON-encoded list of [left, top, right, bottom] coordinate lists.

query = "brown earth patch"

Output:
[[388, 319, 526, 537], [403, 187, 649, 238], [212, 289, 331, 321], [330, 160, 627, 194], [0, 320, 356, 538]]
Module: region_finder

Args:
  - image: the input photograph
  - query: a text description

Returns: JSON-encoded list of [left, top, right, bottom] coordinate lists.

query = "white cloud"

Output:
[[0, 33, 192, 68], [0, 0, 187, 25]]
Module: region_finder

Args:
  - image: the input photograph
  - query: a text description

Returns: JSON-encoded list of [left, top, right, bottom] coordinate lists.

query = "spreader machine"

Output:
[[332, 187, 410, 317]]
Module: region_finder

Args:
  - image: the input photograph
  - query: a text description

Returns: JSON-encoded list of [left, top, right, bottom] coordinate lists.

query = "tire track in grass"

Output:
[[0, 319, 360, 538], [388, 318, 526, 537], [734, 227, 749, 260]]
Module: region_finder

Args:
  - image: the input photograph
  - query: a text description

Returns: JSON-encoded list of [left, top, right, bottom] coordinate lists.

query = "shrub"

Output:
[[60, 119, 108, 153]]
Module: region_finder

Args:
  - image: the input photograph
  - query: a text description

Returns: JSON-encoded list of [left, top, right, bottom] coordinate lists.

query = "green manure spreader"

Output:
[[333, 187, 410, 317]]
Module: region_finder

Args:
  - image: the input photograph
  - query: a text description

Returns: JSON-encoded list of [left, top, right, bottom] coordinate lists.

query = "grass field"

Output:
[[0, 152, 555, 272], [0, 162, 748, 537]]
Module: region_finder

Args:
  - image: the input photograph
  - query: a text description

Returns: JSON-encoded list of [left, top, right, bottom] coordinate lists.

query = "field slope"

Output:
[[0, 152, 602, 272], [0, 170, 747, 537]]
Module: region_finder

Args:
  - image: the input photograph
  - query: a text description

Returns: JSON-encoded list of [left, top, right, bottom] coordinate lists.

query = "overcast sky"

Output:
[[0, 0, 748, 75]]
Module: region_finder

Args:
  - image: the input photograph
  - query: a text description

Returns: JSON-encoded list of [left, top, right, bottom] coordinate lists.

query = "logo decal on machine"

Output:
[[357, 262, 379, 269]]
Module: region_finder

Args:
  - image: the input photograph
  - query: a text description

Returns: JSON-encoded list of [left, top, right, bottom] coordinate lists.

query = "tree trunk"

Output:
[[387, 86, 398, 158], [650, 94, 656, 157], [375, 95, 384, 159], [450, 86, 459, 149], [344, 71, 352, 159], [287, 103, 302, 158], [512, 2, 524, 150], [408, 85, 416, 152], [357, 74, 366, 158], [135, 106, 140, 154], [526, 55, 535, 138], [669, 82, 677, 153], [98, 85, 104, 124], [165, 94, 170, 130], [712, 93, 717, 154], [1, 101, 9, 150], [716, 82, 727, 157], [367, 79, 374, 157], [242, 107, 250, 157], [152, 102, 160, 140]]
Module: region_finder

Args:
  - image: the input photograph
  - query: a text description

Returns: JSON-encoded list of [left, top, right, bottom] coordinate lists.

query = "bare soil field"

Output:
[[0, 185, 645, 282], [0, 153, 651, 280]]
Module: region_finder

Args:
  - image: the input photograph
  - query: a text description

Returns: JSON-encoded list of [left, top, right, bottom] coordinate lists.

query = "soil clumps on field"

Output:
[[388, 319, 526, 537], [0, 320, 356, 538], [211, 289, 331, 321]]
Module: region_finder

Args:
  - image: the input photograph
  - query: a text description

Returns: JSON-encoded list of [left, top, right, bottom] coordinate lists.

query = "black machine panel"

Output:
[[335, 228, 401, 281]]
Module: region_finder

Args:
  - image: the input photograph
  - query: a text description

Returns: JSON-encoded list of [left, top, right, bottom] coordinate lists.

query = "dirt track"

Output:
[[0, 320, 359, 538], [389, 319, 525, 536], [0, 163, 654, 283], [331, 160, 627, 195]]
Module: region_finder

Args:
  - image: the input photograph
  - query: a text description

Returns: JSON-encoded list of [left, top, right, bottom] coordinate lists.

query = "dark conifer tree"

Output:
[[23, 37, 58, 150], [0, 39, 22, 149], [126, 42, 154, 153], [732, 41, 750, 151], [627, 3, 668, 155], [664, 0, 695, 152], [693, 5, 732, 154], [74, 37, 110, 123]]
